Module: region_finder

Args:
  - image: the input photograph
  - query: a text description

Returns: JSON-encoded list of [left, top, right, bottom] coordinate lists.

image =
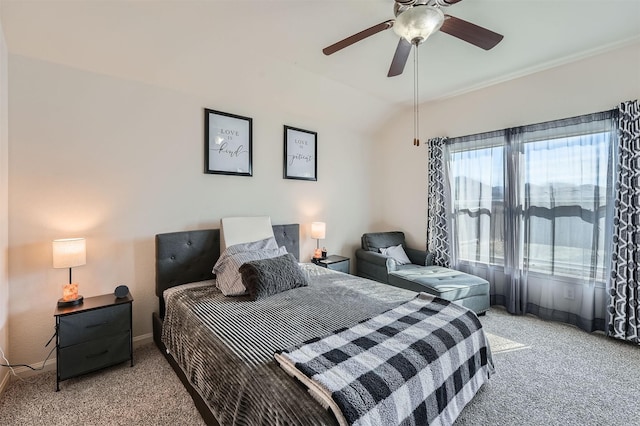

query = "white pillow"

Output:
[[214, 246, 288, 296], [380, 244, 412, 265], [221, 216, 274, 250]]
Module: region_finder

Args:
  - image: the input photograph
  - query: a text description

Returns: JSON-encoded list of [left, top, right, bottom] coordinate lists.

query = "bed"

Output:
[[152, 223, 493, 425]]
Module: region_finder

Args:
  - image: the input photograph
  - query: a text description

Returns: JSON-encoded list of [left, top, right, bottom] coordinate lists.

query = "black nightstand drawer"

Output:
[[54, 293, 133, 390], [313, 255, 350, 274], [58, 332, 131, 380], [58, 303, 130, 347], [327, 260, 349, 274]]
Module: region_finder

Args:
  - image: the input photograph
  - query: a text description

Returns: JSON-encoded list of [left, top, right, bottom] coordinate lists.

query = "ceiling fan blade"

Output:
[[323, 20, 394, 55], [440, 15, 503, 50], [387, 38, 412, 77]]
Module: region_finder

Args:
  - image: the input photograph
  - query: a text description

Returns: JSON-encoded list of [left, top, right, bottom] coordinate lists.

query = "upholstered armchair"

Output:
[[355, 231, 490, 315], [355, 231, 434, 284]]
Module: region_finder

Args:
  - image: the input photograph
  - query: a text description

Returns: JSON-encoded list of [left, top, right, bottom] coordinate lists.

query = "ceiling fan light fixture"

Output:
[[393, 5, 444, 45]]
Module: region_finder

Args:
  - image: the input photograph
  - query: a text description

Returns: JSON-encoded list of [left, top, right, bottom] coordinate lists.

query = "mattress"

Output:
[[161, 264, 491, 425]]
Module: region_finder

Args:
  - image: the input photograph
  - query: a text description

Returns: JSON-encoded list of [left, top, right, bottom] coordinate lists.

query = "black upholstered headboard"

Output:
[[155, 224, 300, 317]]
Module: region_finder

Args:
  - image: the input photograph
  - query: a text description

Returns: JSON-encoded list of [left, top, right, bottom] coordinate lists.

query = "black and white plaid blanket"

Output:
[[275, 292, 494, 426]]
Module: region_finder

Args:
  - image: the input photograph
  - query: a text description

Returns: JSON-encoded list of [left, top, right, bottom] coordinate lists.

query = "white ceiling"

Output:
[[1, 0, 639, 108]]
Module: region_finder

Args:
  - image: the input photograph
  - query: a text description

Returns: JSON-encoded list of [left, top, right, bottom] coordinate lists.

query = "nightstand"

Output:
[[312, 255, 350, 274], [54, 292, 133, 391]]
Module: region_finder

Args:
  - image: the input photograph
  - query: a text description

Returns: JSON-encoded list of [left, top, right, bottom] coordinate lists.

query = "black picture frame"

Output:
[[204, 108, 252, 176], [283, 125, 317, 181]]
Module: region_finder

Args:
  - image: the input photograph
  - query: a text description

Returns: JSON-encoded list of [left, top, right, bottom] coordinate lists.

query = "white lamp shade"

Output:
[[53, 238, 86, 269], [310, 222, 326, 240]]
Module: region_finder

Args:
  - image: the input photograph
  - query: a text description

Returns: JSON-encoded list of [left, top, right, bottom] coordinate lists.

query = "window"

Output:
[[449, 135, 505, 266], [447, 112, 616, 283], [522, 131, 612, 280]]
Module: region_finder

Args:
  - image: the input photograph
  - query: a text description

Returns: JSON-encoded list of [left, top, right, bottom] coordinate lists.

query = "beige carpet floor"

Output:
[[0, 343, 205, 425]]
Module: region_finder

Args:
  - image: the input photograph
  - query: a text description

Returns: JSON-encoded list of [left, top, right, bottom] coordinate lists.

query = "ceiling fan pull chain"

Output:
[[414, 44, 420, 147], [413, 45, 416, 145]]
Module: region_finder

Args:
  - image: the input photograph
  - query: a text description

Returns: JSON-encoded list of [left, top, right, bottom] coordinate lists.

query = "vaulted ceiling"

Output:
[[1, 0, 639, 107]]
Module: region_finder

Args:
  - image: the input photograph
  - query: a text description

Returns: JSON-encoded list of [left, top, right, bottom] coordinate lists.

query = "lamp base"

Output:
[[57, 295, 84, 308]]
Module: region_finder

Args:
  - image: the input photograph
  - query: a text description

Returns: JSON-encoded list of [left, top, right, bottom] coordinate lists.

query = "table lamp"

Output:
[[311, 222, 326, 259], [53, 237, 86, 307]]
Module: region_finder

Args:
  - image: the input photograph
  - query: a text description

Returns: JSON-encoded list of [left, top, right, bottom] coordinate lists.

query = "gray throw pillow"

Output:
[[214, 246, 287, 296], [239, 253, 309, 300], [380, 244, 412, 265]]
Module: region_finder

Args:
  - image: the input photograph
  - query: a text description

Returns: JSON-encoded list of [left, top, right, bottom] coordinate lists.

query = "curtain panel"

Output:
[[438, 110, 618, 332], [427, 137, 451, 267], [607, 100, 640, 344]]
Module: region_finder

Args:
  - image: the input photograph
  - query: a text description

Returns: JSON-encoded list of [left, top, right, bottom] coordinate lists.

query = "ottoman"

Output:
[[388, 265, 490, 314]]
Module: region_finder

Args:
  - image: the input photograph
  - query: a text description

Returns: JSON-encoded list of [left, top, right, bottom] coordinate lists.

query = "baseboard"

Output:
[[13, 356, 56, 378], [10, 332, 153, 379], [133, 332, 153, 348]]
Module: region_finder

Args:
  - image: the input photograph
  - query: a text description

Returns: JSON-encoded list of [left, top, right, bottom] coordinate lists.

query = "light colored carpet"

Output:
[[0, 343, 205, 425], [0, 307, 638, 425], [456, 307, 640, 425]]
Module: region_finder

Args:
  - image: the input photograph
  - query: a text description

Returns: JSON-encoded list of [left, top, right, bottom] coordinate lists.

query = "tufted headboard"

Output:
[[155, 224, 300, 318]]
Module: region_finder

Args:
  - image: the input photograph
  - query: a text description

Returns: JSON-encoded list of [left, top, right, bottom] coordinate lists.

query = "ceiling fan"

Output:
[[322, 0, 504, 77]]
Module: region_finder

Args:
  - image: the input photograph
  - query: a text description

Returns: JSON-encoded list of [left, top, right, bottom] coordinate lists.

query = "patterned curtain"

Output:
[[607, 100, 640, 344], [427, 137, 450, 267]]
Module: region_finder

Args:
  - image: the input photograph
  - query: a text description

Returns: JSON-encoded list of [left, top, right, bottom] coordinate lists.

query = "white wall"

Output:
[[7, 53, 387, 366], [372, 42, 640, 250], [0, 19, 9, 389], [6, 29, 639, 371]]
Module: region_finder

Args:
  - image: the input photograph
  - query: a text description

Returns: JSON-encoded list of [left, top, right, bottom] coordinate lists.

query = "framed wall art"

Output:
[[204, 108, 252, 176], [283, 125, 317, 181]]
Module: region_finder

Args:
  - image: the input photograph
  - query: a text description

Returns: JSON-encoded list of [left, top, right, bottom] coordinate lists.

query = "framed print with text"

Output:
[[204, 108, 252, 176], [283, 125, 317, 181]]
